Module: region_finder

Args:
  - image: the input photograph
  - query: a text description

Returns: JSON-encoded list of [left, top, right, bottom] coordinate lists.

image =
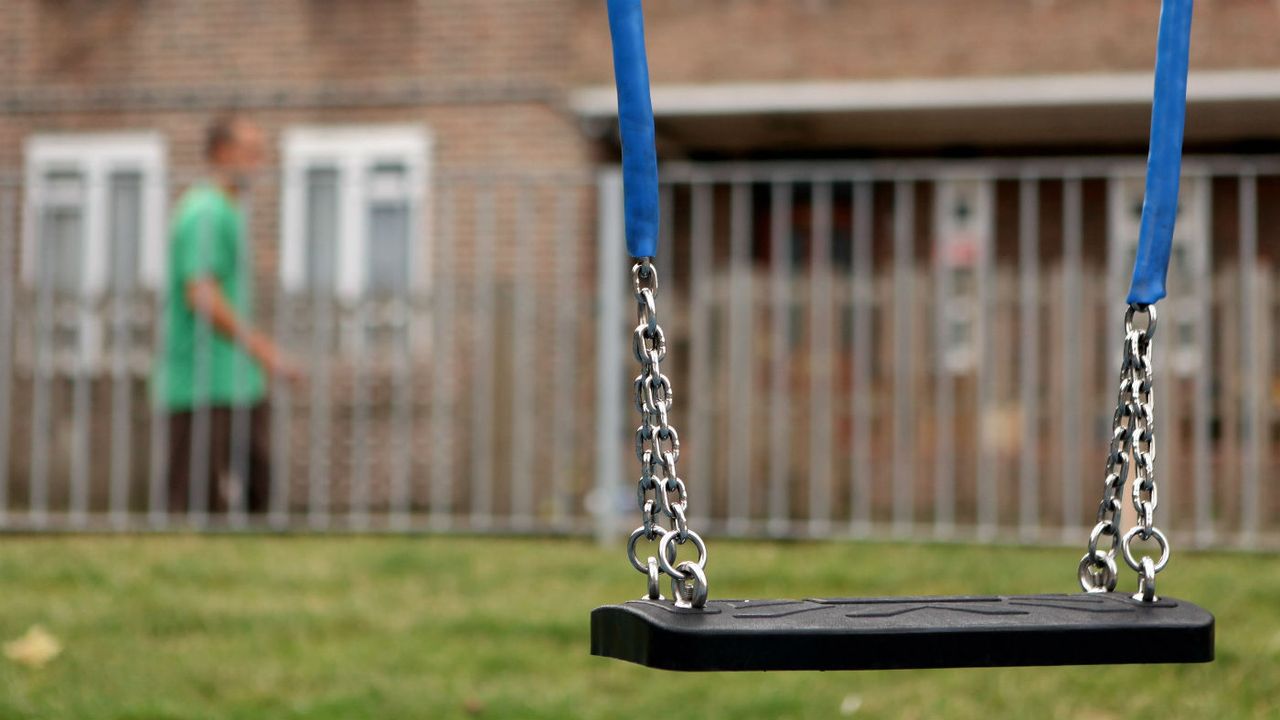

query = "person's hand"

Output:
[[264, 347, 305, 387], [248, 334, 305, 387]]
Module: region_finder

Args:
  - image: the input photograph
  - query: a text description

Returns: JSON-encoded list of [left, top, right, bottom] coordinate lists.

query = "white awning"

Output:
[[570, 70, 1280, 151], [571, 70, 1280, 118]]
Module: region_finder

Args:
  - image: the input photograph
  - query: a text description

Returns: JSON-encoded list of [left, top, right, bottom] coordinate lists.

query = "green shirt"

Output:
[[152, 183, 265, 410]]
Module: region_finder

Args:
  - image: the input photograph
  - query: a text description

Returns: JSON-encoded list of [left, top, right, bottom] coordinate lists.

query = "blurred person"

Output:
[[153, 115, 300, 516]]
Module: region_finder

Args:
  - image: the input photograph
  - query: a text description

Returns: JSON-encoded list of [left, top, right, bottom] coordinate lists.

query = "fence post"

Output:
[[0, 189, 13, 527], [594, 169, 626, 545], [1238, 169, 1260, 547]]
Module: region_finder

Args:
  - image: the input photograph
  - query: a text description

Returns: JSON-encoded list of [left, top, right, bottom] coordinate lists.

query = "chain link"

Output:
[[624, 259, 709, 608], [1079, 304, 1170, 601]]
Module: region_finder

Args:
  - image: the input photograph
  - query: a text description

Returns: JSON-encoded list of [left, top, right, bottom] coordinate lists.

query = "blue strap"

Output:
[[606, 0, 660, 258], [1128, 0, 1194, 306]]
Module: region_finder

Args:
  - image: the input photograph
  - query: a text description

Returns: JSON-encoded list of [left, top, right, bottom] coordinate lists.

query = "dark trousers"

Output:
[[166, 403, 272, 515]]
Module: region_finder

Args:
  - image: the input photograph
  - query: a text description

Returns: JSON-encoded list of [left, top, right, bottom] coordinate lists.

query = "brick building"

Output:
[[0, 1, 1276, 538]]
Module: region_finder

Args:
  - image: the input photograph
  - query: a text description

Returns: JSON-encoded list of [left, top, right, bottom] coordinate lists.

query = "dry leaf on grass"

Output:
[[4, 625, 62, 668]]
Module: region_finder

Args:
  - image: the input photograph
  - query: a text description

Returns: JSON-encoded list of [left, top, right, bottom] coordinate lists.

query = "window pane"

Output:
[[107, 170, 143, 292], [304, 167, 340, 294], [40, 170, 85, 294], [365, 163, 411, 297]]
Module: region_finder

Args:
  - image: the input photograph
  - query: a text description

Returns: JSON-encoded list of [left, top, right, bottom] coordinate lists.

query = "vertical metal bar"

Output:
[[1239, 170, 1260, 546], [892, 179, 914, 537], [688, 182, 713, 521], [29, 193, 53, 529], [508, 182, 536, 529], [227, 189, 254, 529], [387, 169, 418, 533], [268, 174, 294, 530], [107, 187, 133, 530], [932, 182, 955, 539], [550, 184, 578, 529], [429, 184, 457, 528], [974, 180, 996, 542], [1061, 175, 1083, 538], [469, 180, 496, 529], [1193, 177, 1214, 546], [346, 178, 371, 532], [726, 180, 753, 534], [809, 179, 834, 535], [0, 189, 14, 527], [851, 180, 873, 536], [348, 277, 371, 531], [388, 288, 413, 531], [147, 176, 171, 529], [306, 220, 334, 531], [767, 180, 792, 535], [1018, 175, 1041, 540], [188, 206, 226, 528], [68, 274, 92, 528], [594, 170, 626, 544]]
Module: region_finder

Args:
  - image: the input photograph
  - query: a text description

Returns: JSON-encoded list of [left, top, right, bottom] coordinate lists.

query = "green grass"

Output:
[[0, 535, 1274, 719]]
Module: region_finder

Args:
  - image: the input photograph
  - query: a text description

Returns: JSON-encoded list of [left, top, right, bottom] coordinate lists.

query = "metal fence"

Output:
[[0, 156, 1277, 549]]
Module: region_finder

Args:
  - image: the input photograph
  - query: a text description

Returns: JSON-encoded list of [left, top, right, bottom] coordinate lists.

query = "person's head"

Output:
[[205, 114, 265, 190]]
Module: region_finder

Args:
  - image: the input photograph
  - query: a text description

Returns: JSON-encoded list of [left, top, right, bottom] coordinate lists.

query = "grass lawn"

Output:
[[0, 534, 1274, 719]]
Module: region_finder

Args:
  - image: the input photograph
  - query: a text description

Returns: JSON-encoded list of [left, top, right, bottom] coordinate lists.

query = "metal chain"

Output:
[[1079, 304, 1170, 602], [624, 258, 709, 608]]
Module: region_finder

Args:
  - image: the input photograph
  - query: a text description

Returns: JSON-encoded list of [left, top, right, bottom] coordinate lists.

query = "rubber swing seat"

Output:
[[591, 593, 1214, 671]]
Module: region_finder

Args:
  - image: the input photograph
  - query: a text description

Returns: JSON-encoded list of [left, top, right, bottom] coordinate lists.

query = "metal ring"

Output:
[[627, 525, 676, 574], [1133, 556, 1158, 603], [641, 373, 671, 411], [1078, 552, 1118, 593], [670, 502, 689, 538], [632, 323, 667, 364], [632, 259, 658, 300], [646, 556, 663, 600], [633, 374, 649, 413], [634, 425, 654, 463], [1087, 521, 1117, 558], [638, 287, 658, 332], [1124, 303, 1157, 341], [635, 475, 659, 512], [642, 502, 659, 537], [1132, 478, 1158, 506], [1120, 525, 1170, 573], [671, 561, 709, 609], [653, 428, 680, 464], [643, 373, 672, 411], [657, 529, 707, 579], [655, 426, 679, 447], [659, 476, 688, 518]]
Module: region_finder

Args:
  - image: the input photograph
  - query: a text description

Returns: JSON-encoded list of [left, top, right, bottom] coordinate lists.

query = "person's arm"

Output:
[[186, 276, 301, 382]]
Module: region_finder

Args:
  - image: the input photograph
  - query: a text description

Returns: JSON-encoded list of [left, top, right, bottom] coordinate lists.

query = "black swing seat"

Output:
[[592, 593, 1214, 671]]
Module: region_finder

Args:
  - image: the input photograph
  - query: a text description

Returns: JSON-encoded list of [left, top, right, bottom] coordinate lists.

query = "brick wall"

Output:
[[0, 0, 596, 175], [5, 1, 1280, 175], [571, 0, 1280, 85]]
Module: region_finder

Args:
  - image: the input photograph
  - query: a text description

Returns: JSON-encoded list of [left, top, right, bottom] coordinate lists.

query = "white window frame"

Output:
[[1107, 165, 1210, 376], [933, 172, 994, 374], [22, 132, 167, 372], [22, 132, 168, 295], [280, 125, 431, 301]]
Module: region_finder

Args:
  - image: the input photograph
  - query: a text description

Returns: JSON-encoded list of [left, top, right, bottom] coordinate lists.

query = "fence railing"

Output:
[[0, 157, 1277, 550], [594, 157, 1280, 550]]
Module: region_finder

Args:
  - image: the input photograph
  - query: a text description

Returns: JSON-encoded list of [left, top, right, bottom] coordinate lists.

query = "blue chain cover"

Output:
[[1128, 0, 1194, 306], [606, 0, 660, 259]]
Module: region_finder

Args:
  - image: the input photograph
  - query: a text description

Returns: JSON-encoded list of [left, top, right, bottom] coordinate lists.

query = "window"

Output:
[[22, 133, 167, 371], [280, 126, 430, 302], [1107, 170, 1208, 376], [933, 175, 993, 373]]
